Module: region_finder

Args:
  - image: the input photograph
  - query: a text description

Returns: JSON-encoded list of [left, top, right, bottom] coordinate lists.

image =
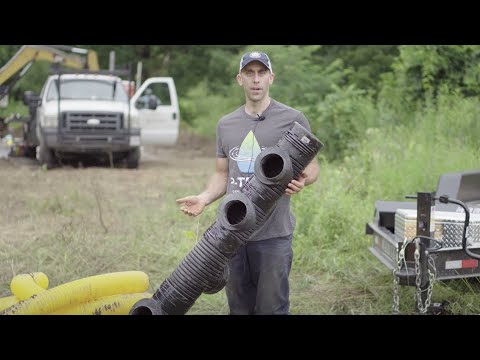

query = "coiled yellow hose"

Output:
[[11, 272, 49, 300], [50, 292, 152, 315], [0, 272, 50, 311], [1, 271, 149, 315], [0, 296, 18, 312]]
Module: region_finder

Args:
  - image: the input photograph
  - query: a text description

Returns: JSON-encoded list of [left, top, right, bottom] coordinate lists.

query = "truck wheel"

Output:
[[38, 142, 57, 169], [126, 147, 140, 169], [24, 146, 37, 159]]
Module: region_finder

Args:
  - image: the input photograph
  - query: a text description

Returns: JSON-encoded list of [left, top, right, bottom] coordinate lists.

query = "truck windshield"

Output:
[[46, 79, 128, 101]]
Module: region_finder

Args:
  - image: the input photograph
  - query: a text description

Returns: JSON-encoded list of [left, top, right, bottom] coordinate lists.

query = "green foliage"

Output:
[[0, 45, 20, 65], [0, 99, 28, 118], [314, 84, 378, 160], [387, 45, 480, 103], [180, 80, 243, 133], [135, 45, 245, 95], [316, 45, 399, 92], [12, 61, 51, 97], [241, 46, 353, 115], [180, 45, 357, 139]]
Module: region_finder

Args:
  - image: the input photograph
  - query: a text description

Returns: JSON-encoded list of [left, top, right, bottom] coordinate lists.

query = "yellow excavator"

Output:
[[0, 45, 99, 142], [0, 45, 99, 104]]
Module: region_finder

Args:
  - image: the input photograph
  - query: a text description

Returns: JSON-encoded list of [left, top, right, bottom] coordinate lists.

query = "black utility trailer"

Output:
[[366, 170, 480, 313]]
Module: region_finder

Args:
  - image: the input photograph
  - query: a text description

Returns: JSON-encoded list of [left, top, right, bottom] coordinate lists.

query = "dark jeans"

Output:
[[226, 234, 293, 315]]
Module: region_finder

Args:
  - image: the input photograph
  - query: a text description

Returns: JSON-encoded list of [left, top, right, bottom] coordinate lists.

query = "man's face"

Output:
[[236, 62, 274, 102]]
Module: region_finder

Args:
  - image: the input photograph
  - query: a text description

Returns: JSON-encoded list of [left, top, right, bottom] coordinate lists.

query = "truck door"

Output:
[[131, 77, 179, 146]]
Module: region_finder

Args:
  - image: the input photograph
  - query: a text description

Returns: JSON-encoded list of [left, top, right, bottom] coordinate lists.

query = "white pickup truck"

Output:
[[26, 72, 179, 168]]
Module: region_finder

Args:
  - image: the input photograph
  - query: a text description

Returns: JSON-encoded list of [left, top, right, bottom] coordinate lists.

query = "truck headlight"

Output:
[[44, 114, 59, 127]]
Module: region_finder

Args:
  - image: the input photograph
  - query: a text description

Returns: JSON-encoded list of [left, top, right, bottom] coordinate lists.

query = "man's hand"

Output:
[[176, 196, 207, 217], [285, 171, 307, 196]]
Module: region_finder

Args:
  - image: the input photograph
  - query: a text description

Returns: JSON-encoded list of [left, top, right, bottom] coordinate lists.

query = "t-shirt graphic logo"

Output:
[[228, 130, 261, 175]]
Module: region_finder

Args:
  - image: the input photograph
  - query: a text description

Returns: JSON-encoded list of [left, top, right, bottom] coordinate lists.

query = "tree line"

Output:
[[2, 45, 479, 161]]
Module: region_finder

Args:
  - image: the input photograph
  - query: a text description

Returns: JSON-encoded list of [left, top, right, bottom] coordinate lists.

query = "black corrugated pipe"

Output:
[[129, 122, 323, 315]]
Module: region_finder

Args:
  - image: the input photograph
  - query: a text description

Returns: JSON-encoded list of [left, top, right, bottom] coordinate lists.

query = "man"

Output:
[[176, 51, 319, 315]]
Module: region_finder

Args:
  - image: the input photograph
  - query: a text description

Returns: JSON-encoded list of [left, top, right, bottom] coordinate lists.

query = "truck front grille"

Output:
[[61, 112, 123, 131]]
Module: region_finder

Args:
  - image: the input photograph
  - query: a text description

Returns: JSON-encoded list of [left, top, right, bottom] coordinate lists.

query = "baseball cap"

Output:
[[239, 51, 273, 73]]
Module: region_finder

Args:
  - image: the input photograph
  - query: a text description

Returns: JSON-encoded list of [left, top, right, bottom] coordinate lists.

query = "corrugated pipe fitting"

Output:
[[204, 221, 251, 255], [278, 122, 323, 178], [243, 176, 280, 217], [218, 192, 256, 231], [254, 147, 293, 187], [127, 298, 165, 315], [204, 266, 229, 294], [130, 122, 323, 315]]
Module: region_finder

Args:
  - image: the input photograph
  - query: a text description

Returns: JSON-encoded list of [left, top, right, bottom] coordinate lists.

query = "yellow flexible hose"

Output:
[[0, 272, 50, 311], [0, 296, 18, 312], [1, 271, 149, 315], [11, 272, 49, 300], [50, 292, 152, 315]]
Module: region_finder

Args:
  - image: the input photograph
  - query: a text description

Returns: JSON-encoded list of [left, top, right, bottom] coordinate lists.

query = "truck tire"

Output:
[[38, 142, 57, 169], [23, 146, 37, 159], [126, 147, 140, 169]]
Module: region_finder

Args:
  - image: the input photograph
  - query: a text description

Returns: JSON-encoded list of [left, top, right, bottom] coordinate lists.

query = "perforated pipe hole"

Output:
[[261, 153, 284, 178], [225, 200, 247, 225], [130, 306, 153, 315]]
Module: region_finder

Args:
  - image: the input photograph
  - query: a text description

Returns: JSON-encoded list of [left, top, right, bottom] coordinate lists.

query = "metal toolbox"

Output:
[[395, 209, 480, 250]]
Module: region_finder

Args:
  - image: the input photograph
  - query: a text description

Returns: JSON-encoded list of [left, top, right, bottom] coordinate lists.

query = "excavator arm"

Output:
[[0, 45, 99, 101]]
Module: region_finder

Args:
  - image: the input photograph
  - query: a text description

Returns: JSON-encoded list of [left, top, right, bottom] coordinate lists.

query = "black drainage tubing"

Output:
[[129, 122, 323, 315]]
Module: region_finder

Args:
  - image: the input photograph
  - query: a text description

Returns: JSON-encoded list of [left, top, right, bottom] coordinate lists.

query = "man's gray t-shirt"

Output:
[[216, 99, 312, 241]]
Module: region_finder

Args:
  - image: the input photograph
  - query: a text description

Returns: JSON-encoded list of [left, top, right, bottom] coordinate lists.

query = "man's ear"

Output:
[[236, 73, 243, 86], [269, 72, 275, 85]]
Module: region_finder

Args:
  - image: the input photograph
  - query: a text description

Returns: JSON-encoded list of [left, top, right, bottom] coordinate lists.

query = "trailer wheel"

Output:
[[126, 147, 140, 169]]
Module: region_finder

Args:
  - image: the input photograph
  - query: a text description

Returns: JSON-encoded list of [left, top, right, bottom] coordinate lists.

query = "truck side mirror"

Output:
[[23, 91, 33, 105], [23, 91, 41, 107]]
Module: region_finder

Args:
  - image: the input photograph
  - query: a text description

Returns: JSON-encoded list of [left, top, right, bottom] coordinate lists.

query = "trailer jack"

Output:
[[393, 193, 475, 314]]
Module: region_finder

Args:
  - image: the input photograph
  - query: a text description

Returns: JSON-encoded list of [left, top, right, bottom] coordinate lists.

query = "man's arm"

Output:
[[176, 158, 229, 216], [285, 158, 319, 196], [198, 158, 229, 205], [302, 157, 320, 186]]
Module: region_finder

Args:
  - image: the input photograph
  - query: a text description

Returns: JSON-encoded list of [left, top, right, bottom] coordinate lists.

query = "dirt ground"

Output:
[[0, 131, 217, 170], [0, 130, 217, 245], [141, 131, 216, 168]]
